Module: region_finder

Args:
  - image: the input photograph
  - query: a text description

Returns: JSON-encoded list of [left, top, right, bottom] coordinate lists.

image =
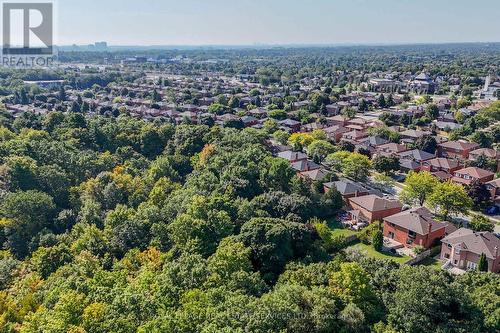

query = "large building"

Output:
[[408, 73, 435, 94]]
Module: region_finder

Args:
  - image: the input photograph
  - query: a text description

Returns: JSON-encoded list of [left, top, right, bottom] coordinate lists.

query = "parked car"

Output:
[[485, 206, 500, 215]]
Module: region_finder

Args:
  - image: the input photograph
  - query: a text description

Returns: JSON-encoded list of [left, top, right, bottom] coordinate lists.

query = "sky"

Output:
[[53, 0, 500, 46]]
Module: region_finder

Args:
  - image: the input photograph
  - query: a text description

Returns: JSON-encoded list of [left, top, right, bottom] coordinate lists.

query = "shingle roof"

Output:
[[326, 179, 368, 196], [442, 228, 500, 259], [291, 159, 321, 172], [454, 167, 495, 179], [384, 207, 446, 235], [469, 148, 500, 159], [359, 136, 389, 147], [349, 194, 402, 212], [277, 150, 308, 161], [424, 157, 460, 169], [439, 140, 479, 151], [377, 142, 408, 153], [300, 168, 329, 181], [398, 149, 435, 161]]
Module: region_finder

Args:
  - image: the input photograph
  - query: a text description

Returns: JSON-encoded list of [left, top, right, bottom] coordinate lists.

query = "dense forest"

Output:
[[0, 111, 498, 332]]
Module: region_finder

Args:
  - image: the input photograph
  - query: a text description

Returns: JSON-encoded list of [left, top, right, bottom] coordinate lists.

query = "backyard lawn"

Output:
[[346, 242, 411, 264], [327, 218, 357, 237], [419, 256, 444, 270]]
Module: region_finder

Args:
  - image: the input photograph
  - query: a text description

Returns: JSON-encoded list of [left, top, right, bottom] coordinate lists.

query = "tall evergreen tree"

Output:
[[477, 253, 488, 272]]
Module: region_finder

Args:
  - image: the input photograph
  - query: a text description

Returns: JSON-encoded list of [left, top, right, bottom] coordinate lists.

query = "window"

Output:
[[408, 230, 416, 238], [444, 253, 450, 259], [447, 244, 452, 248], [388, 232, 395, 239], [466, 261, 477, 270]]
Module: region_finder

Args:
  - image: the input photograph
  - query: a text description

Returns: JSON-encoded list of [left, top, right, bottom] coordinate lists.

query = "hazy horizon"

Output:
[[54, 0, 500, 46]]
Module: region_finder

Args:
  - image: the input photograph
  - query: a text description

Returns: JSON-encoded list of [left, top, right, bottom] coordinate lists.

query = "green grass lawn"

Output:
[[346, 242, 411, 264], [419, 257, 444, 270], [327, 218, 357, 237]]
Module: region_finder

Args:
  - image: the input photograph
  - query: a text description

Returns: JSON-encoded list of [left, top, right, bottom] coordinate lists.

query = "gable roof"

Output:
[[442, 228, 500, 259]]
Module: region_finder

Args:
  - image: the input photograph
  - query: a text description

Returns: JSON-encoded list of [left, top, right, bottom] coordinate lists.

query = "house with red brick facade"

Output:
[[348, 195, 402, 223], [437, 140, 480, 160], [451, 167, 495, 186], [420, 157, 462, 174], [323, 179, 369, 202], [277, 150, 308, 163], [440, 228, 500, 273], [383, 207, 449, 249], [469, 148, 500, 172]]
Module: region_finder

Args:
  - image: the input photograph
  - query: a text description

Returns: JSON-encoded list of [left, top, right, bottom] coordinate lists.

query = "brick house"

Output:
[[451, 167, 495, 186], [440, 228, 500, 273], [324, 125, 350, 143], [469, 148, 500, 172], [348, 195, 402, 223], [437, 141, 480, 160], [420, 157, 462, 174], [383, 207, 449, 249], [485, 178, 500, 206], [375, 143, 408, 157], [277, 150, 308, 163], [323, 179, 369, 201]]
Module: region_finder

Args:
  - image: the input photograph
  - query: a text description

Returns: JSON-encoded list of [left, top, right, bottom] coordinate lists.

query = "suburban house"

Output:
[[383, 207, 450, 249], [326, 115, 350, 126], [299, 168, 330, 182], [323, 179, 369, 201], [278, 119, 301, 132], [291, 159, 321, 172], [398, 149, 435, 172], [398, 149, 435, 163], [399, 129, 432, 142], [324, 125, 350, 142], [277, 150, 308, 163], [451, 167, 495, 186], [469, 148, 500, 172], [420, 157, 462, 174], [375, 142, 408, 156], [341, 130, 368, 142], [485, 178, 500, 206], [356, 136, 389, 153], [437, 140, 480, 160], [348, 195, 402, 223], [441, 228, 500, 273]]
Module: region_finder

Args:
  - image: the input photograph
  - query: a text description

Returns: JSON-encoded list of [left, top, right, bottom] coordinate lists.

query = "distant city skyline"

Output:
[[56, 0, 500, 46]]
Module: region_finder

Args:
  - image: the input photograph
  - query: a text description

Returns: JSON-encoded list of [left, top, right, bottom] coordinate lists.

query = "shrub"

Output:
[[372, 230, 383, 252]]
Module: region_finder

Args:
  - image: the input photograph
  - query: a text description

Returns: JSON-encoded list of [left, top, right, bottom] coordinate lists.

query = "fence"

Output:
[[405, 249, 431, 266]]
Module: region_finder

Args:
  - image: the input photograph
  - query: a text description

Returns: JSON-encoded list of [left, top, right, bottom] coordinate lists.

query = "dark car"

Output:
[[485, 206, 500, 215]]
